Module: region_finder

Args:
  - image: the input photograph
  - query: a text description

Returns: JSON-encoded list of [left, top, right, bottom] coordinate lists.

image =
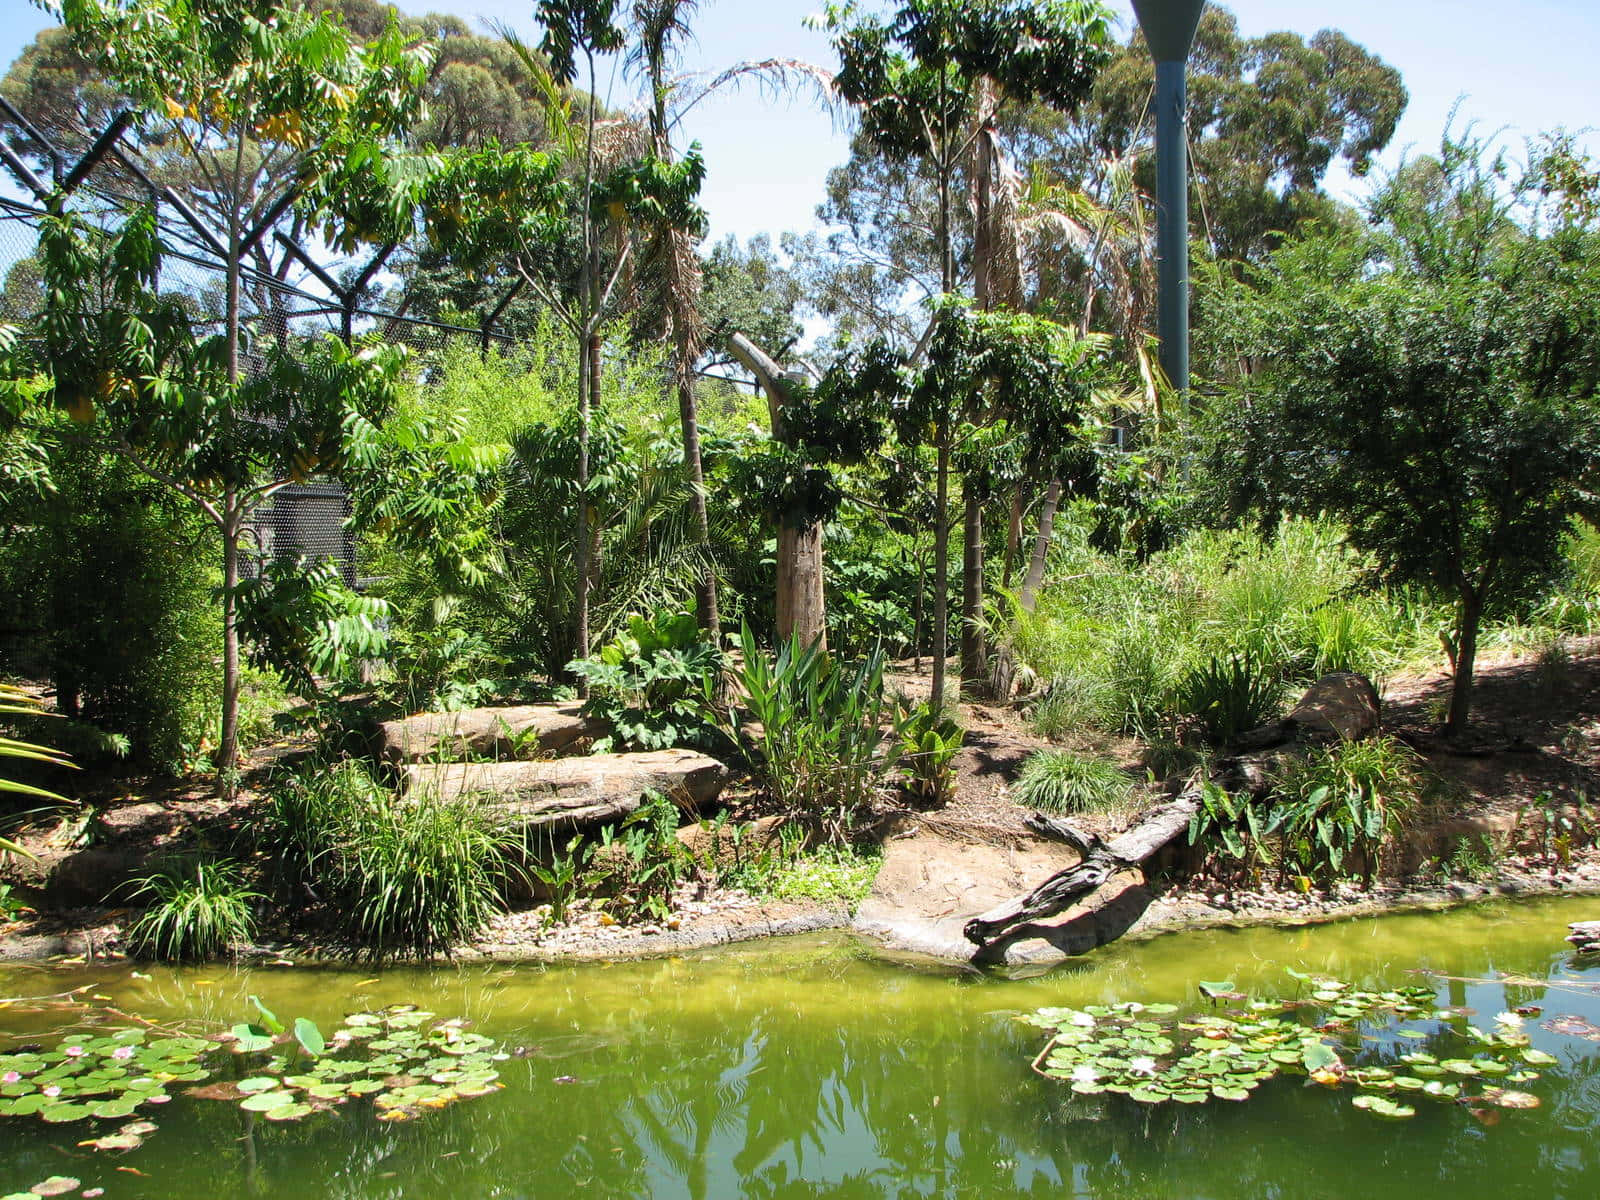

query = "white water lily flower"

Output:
[[1129, 1056, 1158, 1075], [1071, 1064, 1100, 1085], [1494, 1011, 1525, 1028], [1069, 1012, 1096, 1028]]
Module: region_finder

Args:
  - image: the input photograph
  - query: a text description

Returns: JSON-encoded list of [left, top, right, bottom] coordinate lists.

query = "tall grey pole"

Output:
[[1131, 0, 1205, 399], [1153, 58, 1188, 396]]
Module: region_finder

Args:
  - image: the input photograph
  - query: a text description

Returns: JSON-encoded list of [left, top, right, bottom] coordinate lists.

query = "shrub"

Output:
[[1011, 750, 1135, 816], [124, 856, 261, 961], [591, 789, 690, 923], [261, 759, 521, 959], [570, 610, 723, 752], [895, 698, 963, 805], [1173, 654, 1284, 746], [723, 623, 900, 835], [0, 444, 220, 767], [1274, 736, 1428, 885]]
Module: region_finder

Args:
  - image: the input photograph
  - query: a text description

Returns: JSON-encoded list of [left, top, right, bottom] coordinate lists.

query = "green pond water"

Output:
[[3, 896, 1599, 1199]]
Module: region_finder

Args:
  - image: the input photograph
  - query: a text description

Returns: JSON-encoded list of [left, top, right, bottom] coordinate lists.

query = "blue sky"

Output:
[[2, 0, 1596, 244]]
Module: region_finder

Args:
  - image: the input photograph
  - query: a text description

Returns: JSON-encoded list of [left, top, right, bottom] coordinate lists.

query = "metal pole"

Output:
[[1131, 0, 1205, 402], [1153, 58, 1189, 397]]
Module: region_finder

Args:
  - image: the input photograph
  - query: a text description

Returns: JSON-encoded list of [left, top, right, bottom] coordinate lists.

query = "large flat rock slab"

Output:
[[853, 818, 1154, 966], [402, 749, 733, 829], [378, 704, 606, 765]]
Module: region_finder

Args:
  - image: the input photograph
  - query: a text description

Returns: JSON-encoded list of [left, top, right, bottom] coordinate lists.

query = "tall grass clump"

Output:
[[124, 856, 261, 961], [1011, 750, 1135, 816], [1173, 654, 1284, 746], [1009, 517, 1437, 745], [262, 760, 520, 959]]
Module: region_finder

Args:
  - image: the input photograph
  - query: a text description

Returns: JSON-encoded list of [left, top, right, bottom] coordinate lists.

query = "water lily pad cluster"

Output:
[[1, 997, 506, 1195], [1023, 972, 1558, 1122], [213, 1005, 505, 1124], [0, 1028, 204, 1124]]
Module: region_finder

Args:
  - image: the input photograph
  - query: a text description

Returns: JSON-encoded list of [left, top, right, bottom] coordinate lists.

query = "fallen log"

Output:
[[963, 789, 1201, 947]]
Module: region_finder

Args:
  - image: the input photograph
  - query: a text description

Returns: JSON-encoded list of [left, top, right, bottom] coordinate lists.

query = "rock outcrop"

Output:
[[402, 749, 733, 829], [377, 704, 604, 765]]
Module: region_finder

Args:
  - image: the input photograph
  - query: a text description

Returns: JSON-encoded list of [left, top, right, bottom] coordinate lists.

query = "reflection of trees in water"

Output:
[[6, 936, 1600, 1200]]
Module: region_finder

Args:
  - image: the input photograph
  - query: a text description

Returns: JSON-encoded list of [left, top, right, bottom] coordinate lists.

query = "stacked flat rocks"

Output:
[[378, 704, 732, 830]]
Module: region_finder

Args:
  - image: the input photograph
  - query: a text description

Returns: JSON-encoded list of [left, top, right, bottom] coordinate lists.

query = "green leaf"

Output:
[[294, 1017, 326, 1058]]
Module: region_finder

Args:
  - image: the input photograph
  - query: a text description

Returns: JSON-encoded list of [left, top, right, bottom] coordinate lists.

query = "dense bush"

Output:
[[261, 760, 522, 959], [0, 443, 220, 767], [1009, 517, 1443, 744]]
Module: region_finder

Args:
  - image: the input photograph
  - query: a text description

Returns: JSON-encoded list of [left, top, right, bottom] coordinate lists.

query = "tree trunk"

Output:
[[960, 489, 988, 696], [912, 538, 926, 671], [1445, 585, 1485, 738], [931, 436, 951, 712], [218, 509, 241, 788], [1019, 479, 1062, 613], [1001, 482, 1024, 591], [678, 371, 718, 637], [726, 331, 825, 649], [573, 329, 597, 685]]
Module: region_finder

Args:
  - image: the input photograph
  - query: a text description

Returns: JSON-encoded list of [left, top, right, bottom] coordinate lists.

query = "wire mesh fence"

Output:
[[0, 106, 521, 588]]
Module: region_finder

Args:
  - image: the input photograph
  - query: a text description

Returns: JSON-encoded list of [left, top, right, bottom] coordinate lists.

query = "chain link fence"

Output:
[[0, 110, 519, 589]]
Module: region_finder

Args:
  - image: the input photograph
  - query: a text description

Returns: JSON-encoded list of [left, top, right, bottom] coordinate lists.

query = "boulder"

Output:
[[1286, 672, 1380, 741], [402, 749, 733, 829], [377, 704, 605, 765]]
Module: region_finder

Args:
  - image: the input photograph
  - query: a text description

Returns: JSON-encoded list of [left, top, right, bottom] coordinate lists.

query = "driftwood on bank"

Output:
[[963, 791, 1202, 946]]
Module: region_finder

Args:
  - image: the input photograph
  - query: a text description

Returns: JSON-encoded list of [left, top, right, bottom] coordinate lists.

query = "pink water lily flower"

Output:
[[64, 1046, 86, 1057], [2, 1071, 19, 1083], [112, 1046, 135, 1060], [42, 1085, 61, 1097]]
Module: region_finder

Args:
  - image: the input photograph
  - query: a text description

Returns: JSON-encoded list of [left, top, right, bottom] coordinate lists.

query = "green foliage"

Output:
[[1009, 517, 1437, 743], [124, 856, 261, 962], [1173, 654, 1284, 747], [0, 437, 220, 767], [728, 833, 882, 909], [895, 698, 963, 805], [592, 789, 689, 923], [1189, 737, 1427, 887], [236, 559, 389, 698], [0, 683, 70, 856], [819, 0, 1113, 165], [1200, 131, 1600, 733], [570, 610, 722, 752], [1011, 749, 1133, 816], [1275, 738, 1427, 886], [261, 760, 520, 959], [723, 623, 901, 831]]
